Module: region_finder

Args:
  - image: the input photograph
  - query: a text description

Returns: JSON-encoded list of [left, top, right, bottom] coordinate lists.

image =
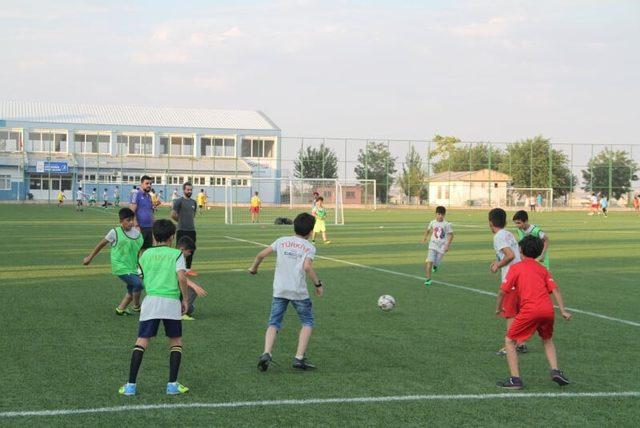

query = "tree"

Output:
[[581, 149, 638, 199], [433, 144, 505, 173], [397, 146, 427, 201], [293, 143, 338, 179], [354, 142, 397, 202], [498, 136, 574, 197]]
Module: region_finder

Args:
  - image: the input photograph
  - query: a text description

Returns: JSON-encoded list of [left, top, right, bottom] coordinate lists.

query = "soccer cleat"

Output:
[[132, 306, 141, 313], [432, 266, 438, 273], [119, 383, 136, 396], [258, 353, 272, 372], [293, 357, 316, 370], [424, 279, 432, 287], [312, 239, 316, 243], [496, 376, 523, 390], [181, 314, 196, 321], [186, 270, 198, 277], [516, 343, 528, 354], [115, 307, 132, 316], [551, 369, 570, 386], [496, 347, 507, 356], [324, 240, 331, 244], [166, 382, 189, 395]]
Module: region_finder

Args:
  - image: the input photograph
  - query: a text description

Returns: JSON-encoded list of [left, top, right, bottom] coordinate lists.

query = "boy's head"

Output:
[[79, 186, 82, 190], [435, 205, 446, 221], [316, 196, 324, 206], [254, 191, 259, 196], [152, 219, 176, 244], [519, 235, 544, 259], [294, 212, 316, 238], [512, 210, 529, 229], [488, 208, 507, 230], [118, 207, 135, 229], [176, 235, 195, 257], [93, 188, 96, 191]]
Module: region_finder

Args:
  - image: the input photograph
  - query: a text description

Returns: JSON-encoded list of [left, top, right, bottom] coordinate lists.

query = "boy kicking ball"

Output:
[[421, 205, 453, 287], [495, 235, 572, 390], [249, 213, 324, 371], [119, 219, 190, 396]]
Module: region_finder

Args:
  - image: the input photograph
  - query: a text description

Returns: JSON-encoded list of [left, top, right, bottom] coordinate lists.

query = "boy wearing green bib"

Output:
[[512, 210, 550, 269], [83, 208, 144, 315], [119, 219, 190, 396], [311, 197, 331, 244]]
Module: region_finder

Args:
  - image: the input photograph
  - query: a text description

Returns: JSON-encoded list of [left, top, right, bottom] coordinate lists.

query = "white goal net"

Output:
[[507, 188, 554, 211]]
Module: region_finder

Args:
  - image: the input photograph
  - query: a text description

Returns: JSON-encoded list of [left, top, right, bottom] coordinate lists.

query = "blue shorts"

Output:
[[118, 274, 143, 293], [268, 297, 314, 330], [138, 319, 182, 338]]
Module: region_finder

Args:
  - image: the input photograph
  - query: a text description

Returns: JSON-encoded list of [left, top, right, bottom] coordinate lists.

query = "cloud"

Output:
[[192, 76, 227, 91], [451, 15, 526, 37], [129, 51, 190, 64]]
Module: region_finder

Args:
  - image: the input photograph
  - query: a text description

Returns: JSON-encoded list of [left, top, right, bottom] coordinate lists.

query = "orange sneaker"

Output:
[[186, 270, 198, 277]]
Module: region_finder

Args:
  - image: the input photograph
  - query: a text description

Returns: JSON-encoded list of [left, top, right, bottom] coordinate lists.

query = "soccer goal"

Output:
[[508, 187, 554, 211], [223, 178, 377, 225]]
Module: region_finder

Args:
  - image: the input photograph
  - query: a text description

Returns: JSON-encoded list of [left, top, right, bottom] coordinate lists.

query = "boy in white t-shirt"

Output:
[[249, 212, 324, 371], [489, 208, 525, 355], [421, 205, 454, 287]]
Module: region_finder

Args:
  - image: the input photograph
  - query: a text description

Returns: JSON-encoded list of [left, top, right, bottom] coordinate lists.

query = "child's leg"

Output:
[[118, 293, 133, 310], [264, 298, 287, 355], [542, 338, 559, 370], [168, 336, 183, 383], [263, 326, 278, 355], [424, 261, 433, 279], [312, 231, 316, 241], [322, 231, 328, 242], [504, 337, 520, 377], [132, 291, 141, 308], [128, 337, 150, 384], [292, 299, 314, 359], [295, 326, 313, 358], [187, 288, 197, 316]]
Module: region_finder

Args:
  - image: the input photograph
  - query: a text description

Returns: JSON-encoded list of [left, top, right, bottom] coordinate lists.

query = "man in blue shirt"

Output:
[[130, 175, 155, 250]]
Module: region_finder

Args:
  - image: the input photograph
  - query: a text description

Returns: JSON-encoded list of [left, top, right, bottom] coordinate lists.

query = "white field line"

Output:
[[224, 236, 640, 328], [2, 391, 639, 418]]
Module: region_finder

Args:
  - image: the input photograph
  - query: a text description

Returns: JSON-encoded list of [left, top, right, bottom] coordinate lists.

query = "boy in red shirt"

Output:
[[495, 235, 572, 390]]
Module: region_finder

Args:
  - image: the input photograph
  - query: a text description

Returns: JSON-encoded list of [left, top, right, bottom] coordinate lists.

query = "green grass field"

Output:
[[1, 204, 639, 426]]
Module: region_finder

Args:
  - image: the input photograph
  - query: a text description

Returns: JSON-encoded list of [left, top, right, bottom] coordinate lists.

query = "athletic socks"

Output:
[[169, 346, 182, 383], [128, 345, 145, 384]]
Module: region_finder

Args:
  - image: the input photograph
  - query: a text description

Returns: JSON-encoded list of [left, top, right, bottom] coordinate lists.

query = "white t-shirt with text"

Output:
[[427, 220, 453, 253], [270, 236, 316, 300], [493, 229, 521, 282]]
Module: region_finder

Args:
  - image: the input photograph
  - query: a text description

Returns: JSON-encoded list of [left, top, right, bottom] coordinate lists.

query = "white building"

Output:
[[427, 169, 512, 207]]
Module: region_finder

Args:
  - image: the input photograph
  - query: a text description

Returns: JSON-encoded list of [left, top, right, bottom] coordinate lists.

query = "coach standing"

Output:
[[130, 175, 155, 250], [172, 182, 198, 276]]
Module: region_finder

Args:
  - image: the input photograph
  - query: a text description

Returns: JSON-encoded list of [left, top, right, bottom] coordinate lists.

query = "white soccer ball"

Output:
[[378, 295, 396, 311]]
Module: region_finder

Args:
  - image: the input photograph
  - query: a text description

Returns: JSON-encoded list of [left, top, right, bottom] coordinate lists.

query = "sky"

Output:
[[1, 0, 639, 144]]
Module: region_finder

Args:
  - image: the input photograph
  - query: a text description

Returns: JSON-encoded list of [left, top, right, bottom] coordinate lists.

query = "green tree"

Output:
[[581, 149, 638, 199], [432, 143, 505, 173], [293, 143, 338, 179], [397, 146, 427, 201], [354, 142, 397, 202], [498, 136, 574, 197]]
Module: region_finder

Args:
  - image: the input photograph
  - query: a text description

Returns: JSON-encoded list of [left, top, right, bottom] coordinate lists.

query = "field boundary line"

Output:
[[224, 236, 640, 328], [2, 391, 639, 418]]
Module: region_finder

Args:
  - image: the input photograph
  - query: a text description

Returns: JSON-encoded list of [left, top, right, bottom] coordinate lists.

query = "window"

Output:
[[212, 177, 226, 186], [75, 133, 110, 154], [0, 175, 10, 190], [0, 130, 22, 152], [346, 191, 356, 199], [160, 137, 170, 155], [28, 131, 67, 152], [193, 176, 206, 186], [230, 178, 248, 186], [241, 138, 275, 158], [117, 135, 153, 155], [161, 135, 194, 156], [201, 137, 235, 157]]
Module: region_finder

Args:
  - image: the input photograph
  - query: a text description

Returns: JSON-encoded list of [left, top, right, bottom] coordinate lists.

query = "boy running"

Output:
[[488, 208, 523, 355], [588, 193, 598, 215], [89, 188, 97, 206], [421, 205, 453, 287], [119, 219, 190, 396], [76, 186, 85, 212], [83, 208, 144, 315], [102, 188, 109, 208], [311, 197, 331, 244], [600, 194, 608, 217], [114, 186, 120, 207], [495, 235, 572, 390], [196, 189, 207, 215], [512, 210, 550, 269], [249, 213, 324, 371], [57, 190, 66, 207], [250, 191, 262, 223]]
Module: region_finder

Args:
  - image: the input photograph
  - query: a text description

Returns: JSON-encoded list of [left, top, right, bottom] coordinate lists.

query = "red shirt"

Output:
[[500, 258, 557, 315]]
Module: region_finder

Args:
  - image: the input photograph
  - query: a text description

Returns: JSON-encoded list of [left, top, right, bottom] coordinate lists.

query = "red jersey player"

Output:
[[495, 235, 572, 390]]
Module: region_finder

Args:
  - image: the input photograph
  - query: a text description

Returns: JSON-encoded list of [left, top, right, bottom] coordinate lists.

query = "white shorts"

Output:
[[426, 249, 444, 266]]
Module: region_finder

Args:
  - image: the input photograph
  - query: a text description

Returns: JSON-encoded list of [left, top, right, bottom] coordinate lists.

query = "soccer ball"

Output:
[[378, 295, 396, 311]]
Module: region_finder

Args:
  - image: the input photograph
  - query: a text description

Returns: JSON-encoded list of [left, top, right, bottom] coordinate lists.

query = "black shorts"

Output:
[[138, 319, 182, 338], [140, 227, 153, 249]]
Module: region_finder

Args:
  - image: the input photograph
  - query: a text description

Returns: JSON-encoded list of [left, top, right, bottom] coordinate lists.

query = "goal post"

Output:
[[508, 187, 554, 211]]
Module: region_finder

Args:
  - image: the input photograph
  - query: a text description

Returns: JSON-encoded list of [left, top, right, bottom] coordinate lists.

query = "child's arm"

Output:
[[83, 239, 109, 265], [495, 291, 505, 315], [248, 246, 274, 274], [490, 247, 514, 273], [551, 288, 572, 320], [187, 278, 208, 297], [422, 227, 432, 243], [178, 269, 189, 314], [444, 232, 454, 252], [304, 257, 323, 297], [539, 234, 550, 262]]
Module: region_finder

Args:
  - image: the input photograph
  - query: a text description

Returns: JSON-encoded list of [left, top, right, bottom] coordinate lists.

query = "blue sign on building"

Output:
[[36, 161, 69, 173]]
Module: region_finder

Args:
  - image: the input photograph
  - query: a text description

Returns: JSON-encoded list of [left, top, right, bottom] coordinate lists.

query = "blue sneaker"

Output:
[[167, 382, 189, 395], [119, 383, 136, 396]]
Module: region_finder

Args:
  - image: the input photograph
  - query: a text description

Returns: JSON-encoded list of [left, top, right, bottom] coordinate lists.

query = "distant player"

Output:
[[89, 188, 97, 206], [114, 186, 121, 207], [529, 195, 536, 212], [196, 189, 207, 215], [599, 194, 608, 217], [311, 197, 330, 244], [536, 193, 543, 211], [249, 213, 323, 371], [172, 188, 180, 203], [57, 190, 66, 207], [119, 219, 190, 396], [129, 186, 138, 203], [176, 236, 208, 321], [495, 235, 572, 390], [633, 194, 639, 213], [421, 205, 454, 287], [82, 208, 144, 315], [250, 191, 262, 223], [75, 186, 86, 212], [488, 208, 523, 355], [588, 192, 598, 215], [512, 210, 550, 269], [102, 188, 109, 208]]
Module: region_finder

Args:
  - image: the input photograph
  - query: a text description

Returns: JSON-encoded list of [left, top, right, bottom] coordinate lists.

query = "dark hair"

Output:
[[141, 175, 152, 183], [152, 219, 176, 243], [294, 212, 316, 236], [176, 235, 195, 251], [512, 210, 528, 222], [313, 192, 319, 196], [118, 207, 135, 221], [519, 235, 544, 259], [183, 182, 192, 189], [93, 188, 96, 191], [435, 206, 446, 215], [79, 186, 82, 190], [316, 196, 324, 202], [488, 208, 507, 228]]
